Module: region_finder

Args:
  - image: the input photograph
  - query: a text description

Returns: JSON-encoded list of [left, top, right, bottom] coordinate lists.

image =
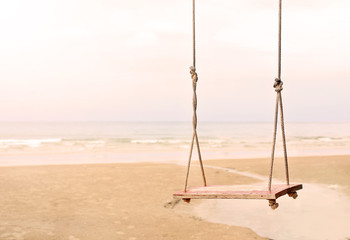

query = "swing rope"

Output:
[[184, 0, 290, 193], [268, 0, 290, 192], [184, 0, 207, 192]]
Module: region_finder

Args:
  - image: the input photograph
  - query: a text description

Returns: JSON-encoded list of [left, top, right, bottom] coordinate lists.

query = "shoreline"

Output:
[[0, 152, 350, 168]]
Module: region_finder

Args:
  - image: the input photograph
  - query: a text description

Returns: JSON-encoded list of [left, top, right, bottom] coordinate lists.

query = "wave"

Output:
[[295, 136, 347, 141], [1, 135, 350, 155], [0, 138, 62, 148], [131, 139, 159, 144], [129, 139, 230, 145]]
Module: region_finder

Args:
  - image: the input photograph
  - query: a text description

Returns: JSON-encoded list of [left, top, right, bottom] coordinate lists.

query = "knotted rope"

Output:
[[273, 78, 283, 92], [268, 0, 290, 192], [184, 0, 207, 192]]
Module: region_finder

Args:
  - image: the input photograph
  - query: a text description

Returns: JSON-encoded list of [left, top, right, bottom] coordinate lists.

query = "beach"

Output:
[[1, 155, 349, 240], [3, 0, 350, 238]]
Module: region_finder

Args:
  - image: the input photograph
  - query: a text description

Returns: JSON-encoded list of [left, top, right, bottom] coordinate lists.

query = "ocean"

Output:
[[0, 122, 349, 166]]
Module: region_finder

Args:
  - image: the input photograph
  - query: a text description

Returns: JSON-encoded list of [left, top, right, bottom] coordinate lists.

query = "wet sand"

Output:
[[0, 155, 349, 240], [199, 156, 350, 240]]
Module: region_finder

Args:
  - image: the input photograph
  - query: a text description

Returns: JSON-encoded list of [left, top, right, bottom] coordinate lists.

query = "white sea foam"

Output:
[[0, 138, 62, 148], [87, 140, 105, 144], [85, 140, 105, 148], [131, 139, 191, 144], [131, 139, 158, 144]]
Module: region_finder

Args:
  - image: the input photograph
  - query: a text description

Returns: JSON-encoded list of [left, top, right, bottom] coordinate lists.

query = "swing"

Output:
[[173, 0, 302, 209]]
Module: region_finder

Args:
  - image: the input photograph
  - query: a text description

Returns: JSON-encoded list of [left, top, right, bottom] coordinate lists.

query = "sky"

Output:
[[0, 0, 349, 122]]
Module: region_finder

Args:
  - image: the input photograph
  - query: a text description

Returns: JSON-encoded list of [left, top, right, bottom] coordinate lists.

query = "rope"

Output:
[[278, 0, 282, 79], [184, 0, 207, 192], [268, 0, 290, 192], [192, 0, 196, 67]]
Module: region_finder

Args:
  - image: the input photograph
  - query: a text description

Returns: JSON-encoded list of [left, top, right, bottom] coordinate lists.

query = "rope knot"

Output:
[[273, 78, 283, 92], [190, 66, 198, 83]]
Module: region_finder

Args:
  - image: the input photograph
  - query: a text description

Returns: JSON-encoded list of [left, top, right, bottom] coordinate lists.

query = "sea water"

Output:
[[193, 167, 350, 240], [0, 122, 349, 166]]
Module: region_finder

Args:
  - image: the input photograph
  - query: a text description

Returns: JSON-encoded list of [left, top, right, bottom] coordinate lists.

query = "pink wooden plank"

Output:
[[173, 184, 302, 200]]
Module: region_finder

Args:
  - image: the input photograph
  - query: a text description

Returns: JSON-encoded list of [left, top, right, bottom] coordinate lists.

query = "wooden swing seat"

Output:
[[173, 183, 302, 200]]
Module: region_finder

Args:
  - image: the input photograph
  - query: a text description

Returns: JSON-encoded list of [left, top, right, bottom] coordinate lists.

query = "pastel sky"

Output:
[[0, 0, 349, 122]]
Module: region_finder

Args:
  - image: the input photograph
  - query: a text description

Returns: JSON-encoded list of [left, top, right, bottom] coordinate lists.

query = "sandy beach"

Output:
[[0, 155, 349, 240], [2, 0, 349, 238]]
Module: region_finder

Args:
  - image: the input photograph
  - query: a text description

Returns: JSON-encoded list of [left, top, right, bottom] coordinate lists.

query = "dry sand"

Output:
[[0, 155, 349, 240]]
